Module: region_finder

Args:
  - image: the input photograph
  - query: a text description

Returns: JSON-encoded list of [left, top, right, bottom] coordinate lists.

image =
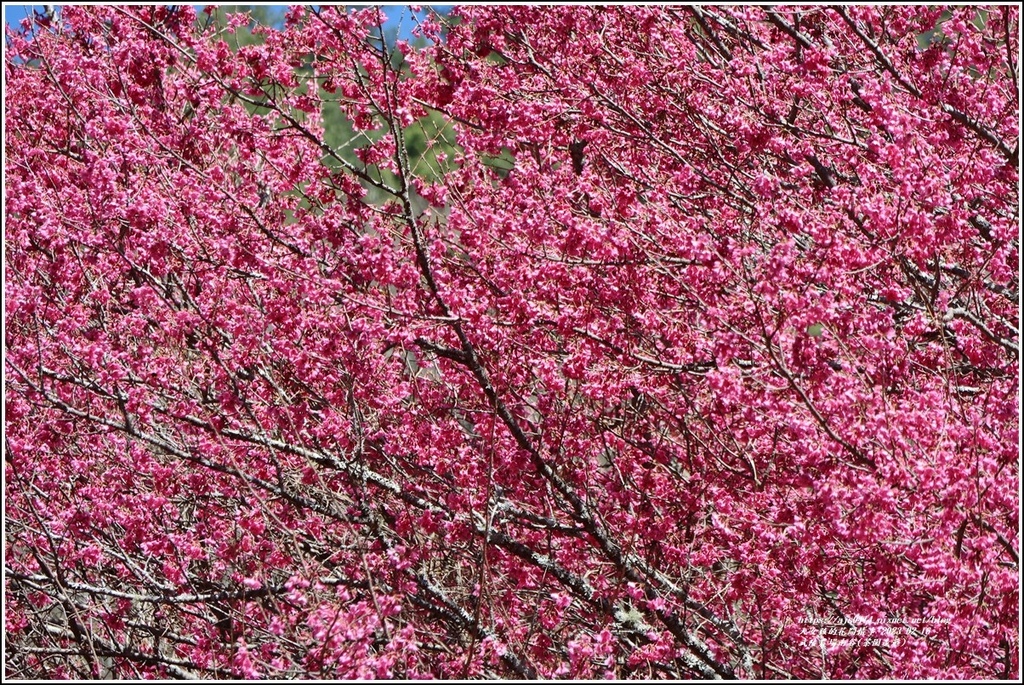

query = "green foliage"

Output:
[[197, 4, 284, 48], [197, 5, 460, 203], [404, 110, 459, 180]]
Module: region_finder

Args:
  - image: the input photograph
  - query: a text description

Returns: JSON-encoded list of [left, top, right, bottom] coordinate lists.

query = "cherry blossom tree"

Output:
[[4, 5, 1018, 679]]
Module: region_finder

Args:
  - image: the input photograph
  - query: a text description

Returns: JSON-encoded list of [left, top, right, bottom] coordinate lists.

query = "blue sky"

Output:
[[3, 4, 452, 40]]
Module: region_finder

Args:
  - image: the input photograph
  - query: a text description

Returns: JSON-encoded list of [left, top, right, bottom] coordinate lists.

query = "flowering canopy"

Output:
[[4, 5, 1019, 679]]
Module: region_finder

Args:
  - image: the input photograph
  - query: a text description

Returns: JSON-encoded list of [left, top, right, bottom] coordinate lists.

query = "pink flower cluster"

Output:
[[4, 4, 1018, 679]]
